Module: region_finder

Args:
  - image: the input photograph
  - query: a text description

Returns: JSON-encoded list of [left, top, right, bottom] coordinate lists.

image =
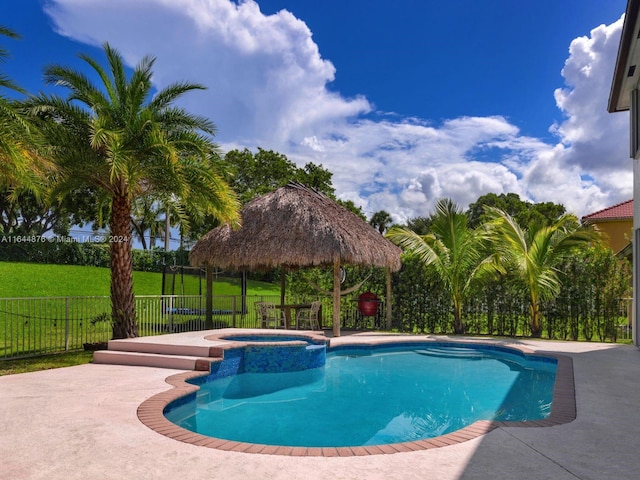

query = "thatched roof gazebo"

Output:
[[189, 183, 402, 336]]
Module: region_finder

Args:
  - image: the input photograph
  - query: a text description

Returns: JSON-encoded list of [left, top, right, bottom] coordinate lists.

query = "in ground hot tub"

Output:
[[220, 334, 315, 343], [210, 331, 328, 373]]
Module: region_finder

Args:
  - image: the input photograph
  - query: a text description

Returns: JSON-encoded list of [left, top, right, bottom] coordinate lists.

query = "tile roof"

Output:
[[582, 199, 633, 221]]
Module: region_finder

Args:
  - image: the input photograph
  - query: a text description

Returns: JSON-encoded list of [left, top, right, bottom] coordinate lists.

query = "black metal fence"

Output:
[[0, 294, 391, 359], [0, 290, 630, 361]]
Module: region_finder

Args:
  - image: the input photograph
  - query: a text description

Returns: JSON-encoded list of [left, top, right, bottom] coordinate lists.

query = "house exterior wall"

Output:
[[590, 219, 633, 254], [632, 93, 640, 346], [633, 144, 640, 346], [609, 0, 640, 347]]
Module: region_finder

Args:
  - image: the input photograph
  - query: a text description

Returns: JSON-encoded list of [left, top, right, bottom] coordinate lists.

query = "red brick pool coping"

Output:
[[137, 341, 576, 456]]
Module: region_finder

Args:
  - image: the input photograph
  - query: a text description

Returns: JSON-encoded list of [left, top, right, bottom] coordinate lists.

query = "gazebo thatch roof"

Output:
[[189, 183, 402, 271], [190, 183, 402, 337]]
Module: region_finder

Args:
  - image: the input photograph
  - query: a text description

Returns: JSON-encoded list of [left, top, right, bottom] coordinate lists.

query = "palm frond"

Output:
[[150, 81, 207, 111], [386, 226, 439, 265]]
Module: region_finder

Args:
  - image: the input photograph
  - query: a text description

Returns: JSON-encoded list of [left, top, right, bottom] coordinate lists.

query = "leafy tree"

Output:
[[28, 43, 240, 338], [131, 195, 166, 250], [0, 191, 53, 235], [406, 216, 432, 235], [466, 192, 565, 229], [531, 201, 566, 226], [298, 162, 335, 196], [386, 199, 495, 333], [223, 148, 335, 204], [337, 199, 367, 220], [370, 210, 393, 234], [224, 148, 296, 203], [0, 187, 100, 236], [485, 207, 600, 337]]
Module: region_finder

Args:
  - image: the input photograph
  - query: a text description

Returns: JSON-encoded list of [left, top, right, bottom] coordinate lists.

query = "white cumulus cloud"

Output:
[[44, 0, 631, 221], [541, 16, 631, 214]]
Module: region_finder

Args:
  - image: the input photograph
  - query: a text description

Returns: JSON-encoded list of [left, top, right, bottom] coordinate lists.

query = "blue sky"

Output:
[[1, 0, 632, 228]]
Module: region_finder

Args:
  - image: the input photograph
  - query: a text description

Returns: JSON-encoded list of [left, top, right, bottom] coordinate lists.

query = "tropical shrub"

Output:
[[391, 253, 451, 333], [485, 208, 600, 337], [545, 245, 631, 341], [387, 199, 495, 334]]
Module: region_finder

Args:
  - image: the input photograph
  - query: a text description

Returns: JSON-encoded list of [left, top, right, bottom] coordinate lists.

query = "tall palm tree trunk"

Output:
[[452, 290, 465, 334], [529, 300, 543, 338], [110, 191, 137, 338], [453, 302, 465, 334]]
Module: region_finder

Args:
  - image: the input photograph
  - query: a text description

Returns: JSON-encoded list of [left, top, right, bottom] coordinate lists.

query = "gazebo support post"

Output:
[[333, 260, 341, 337], [386, 268, 392, 329], [280, 268, 286, 307], [241, 270, 247, 315]]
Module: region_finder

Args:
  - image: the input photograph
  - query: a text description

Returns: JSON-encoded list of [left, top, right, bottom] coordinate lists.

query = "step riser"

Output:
[[93, 350, 210, 370], [106, 340, 212, 357]]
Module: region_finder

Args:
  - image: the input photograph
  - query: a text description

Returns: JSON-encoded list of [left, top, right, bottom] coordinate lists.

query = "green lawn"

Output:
[[0, 350, 94, 376], [0, 261, 279, 297], [0, 261, 281, 360]]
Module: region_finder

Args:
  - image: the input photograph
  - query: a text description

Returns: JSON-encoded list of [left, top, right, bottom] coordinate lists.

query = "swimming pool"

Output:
[[164, 342, 558, 448]]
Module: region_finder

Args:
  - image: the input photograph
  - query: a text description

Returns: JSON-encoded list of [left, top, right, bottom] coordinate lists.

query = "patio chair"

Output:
[[256, 302, 285, 329], [296, 301, 322, 330]]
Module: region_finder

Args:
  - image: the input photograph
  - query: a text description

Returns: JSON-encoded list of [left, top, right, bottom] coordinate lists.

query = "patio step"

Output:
[[105, 338, 215, 357], [93, 350, 217, 371]]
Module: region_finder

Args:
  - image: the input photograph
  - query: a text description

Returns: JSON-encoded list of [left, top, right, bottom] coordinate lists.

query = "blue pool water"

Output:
[[165, 343, 557, 447]]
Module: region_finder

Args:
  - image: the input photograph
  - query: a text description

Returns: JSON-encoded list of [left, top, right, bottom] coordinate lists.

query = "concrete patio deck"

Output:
[[1, 331, 639, 480]]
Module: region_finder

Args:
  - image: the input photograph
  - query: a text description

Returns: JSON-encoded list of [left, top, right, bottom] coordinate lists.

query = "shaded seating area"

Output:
[[189, 183, 402, 336], [255, 302, 285, 329], [295, 301, 322, 330]]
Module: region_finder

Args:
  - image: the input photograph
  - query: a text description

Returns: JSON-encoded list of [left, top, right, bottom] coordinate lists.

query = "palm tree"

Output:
[[28, 43, 240, 338], [370, 210, 393, 234], [131, 195, 166, 250], [485, 207, 600, 337], [386, 199, 495, 333], [0, 26, 51, 194]]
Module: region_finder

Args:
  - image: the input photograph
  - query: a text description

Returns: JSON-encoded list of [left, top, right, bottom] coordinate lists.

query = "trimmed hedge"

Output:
[[0, 240, 189, 272], [287, 245, 632, 342], [387, 245, 632, 341]]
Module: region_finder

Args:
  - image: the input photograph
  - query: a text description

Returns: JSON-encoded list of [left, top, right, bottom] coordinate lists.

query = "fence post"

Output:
[[168, 296, 174, 333], [232, 296, 237, 328], [65, 297, 70, 351]]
